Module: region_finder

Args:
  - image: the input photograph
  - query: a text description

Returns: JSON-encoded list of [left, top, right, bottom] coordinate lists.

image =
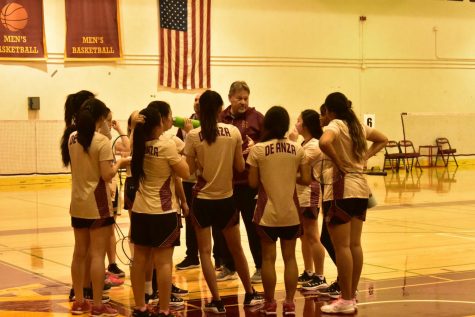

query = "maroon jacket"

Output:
[[219, 105, 264, 185]]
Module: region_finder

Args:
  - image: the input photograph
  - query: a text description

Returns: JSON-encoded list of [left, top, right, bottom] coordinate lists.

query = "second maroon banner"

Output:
[[0, 0, 46, 60], [65, 0, 122, 60]]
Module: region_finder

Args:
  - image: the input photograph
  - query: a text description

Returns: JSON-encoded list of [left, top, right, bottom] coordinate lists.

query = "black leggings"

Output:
[[320, 220, 336, 265], [217, 185, 262, 271]]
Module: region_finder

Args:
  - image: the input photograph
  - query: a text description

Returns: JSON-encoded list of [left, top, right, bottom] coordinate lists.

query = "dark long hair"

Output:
[[60, 125, 76, 166], [301, 109, 323, 139], [261, 106, 290, 142], [199, 90, 223, 144], [60, 98, 109, 166], [131, 107, 162, 184], [147, 100, 171, 119], [324, 92, 367, 160], [61, 90, 94, 166], [127, 114, 133, 136], [64, 90, 94, 127]]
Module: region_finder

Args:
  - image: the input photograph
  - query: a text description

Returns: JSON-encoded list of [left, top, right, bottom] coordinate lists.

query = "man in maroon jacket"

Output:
[[215, 81, 264, 283]]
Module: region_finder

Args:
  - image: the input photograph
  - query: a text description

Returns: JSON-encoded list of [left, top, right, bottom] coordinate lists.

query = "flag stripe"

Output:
[[198, 0, 204, 88], [159, 0, 210, 89], [167, 30, 172, 87], [159, 27, 165, 85], [206, 0, 211, 87], [175, 30, 180, 87], [190, 0, 197, 89], [182, 24, 188, 88]]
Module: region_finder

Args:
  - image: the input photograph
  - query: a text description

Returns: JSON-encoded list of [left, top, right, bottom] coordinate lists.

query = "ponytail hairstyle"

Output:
[[147, 100, 171, 121], [300, 109, 323, 139], [260, 106, 290, 142], [199, 90, 223, 144], [324, 92, 367, 161], [60, 98, 108, 166], [131, 107, 162, 184], [60, 125, 77, 166], [64, 90, 94, 127], [61, 90, 94, 166], [77, 98, 110, 153]]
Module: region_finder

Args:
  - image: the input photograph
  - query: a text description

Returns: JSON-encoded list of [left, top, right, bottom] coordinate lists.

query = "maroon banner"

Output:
[[65, 0, 121, 60], [0, 0, 46, 60]]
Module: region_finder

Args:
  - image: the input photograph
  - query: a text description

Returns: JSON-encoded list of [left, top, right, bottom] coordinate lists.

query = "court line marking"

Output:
[[356, 276, 475, 295], [372, 200, 475, 211], [296, 275, 475, 302], [357, 299, 475, 306], [0, 222, 129, 237], [0, 260, 70, 288], [437, 233, 475, 241]]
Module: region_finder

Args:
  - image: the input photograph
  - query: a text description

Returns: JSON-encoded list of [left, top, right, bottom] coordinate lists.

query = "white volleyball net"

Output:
[[0, 120, 127, 175], [0, 120, 68, 175]]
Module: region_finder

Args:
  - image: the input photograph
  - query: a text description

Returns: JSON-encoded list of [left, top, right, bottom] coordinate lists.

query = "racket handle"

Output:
[[364, 171, 387, 176]]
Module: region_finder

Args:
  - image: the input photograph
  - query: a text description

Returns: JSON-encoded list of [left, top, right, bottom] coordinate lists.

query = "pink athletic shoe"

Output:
[[90, 304, 118, 316], [71, 300, 91, 315], [283, 300, 296, 315], [321, 298, 355, 314], [104, 273, 124, 287], [260, 300, 277, 315]]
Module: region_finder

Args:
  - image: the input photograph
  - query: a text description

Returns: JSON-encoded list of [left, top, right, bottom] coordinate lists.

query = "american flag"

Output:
[[159, 0, 210, 90]]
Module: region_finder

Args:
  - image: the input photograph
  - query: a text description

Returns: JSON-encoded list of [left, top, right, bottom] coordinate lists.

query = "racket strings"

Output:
[[114, 222, 133, 266]]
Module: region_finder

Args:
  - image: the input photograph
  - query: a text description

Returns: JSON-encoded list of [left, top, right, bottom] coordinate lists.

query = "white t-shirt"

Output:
[[162, 131, 185, 153], [132, 138, 182, 214], [68, 131, 113, 219], [320, 119, 372, 201], [296, 138, 322, 208], [247, 138, 306, 227], [184, 123, 242, 199]]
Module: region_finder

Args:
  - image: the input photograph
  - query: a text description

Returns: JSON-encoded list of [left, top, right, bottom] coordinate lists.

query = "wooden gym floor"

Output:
[[1, 164, 474, 316]]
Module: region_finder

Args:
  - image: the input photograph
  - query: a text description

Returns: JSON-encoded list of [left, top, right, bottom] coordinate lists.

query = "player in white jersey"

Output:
[[184, 90, 264, 314], [145, 100, 189, 304], [175, 93, 203, 271], [102, 108, 128, 279], [61, 98, 128, 316], [247, 106, 311, 316], [289, 109, 329, 292], [129, 106, 190, 317], [319, 92, 388, 314]]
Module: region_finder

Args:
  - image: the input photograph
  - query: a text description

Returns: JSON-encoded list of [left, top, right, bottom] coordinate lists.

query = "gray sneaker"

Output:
[[216, 266, 238, 281], [250, 269, 262, 284]]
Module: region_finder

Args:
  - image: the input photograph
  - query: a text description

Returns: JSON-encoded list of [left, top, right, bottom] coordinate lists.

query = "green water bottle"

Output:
[[173, 117, 200, 129]]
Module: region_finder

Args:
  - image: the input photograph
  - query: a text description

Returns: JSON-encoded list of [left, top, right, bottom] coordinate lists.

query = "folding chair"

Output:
[[398, 140, 422, 173], [435, 137, 458, 167], [383, 140, 404, 172]]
